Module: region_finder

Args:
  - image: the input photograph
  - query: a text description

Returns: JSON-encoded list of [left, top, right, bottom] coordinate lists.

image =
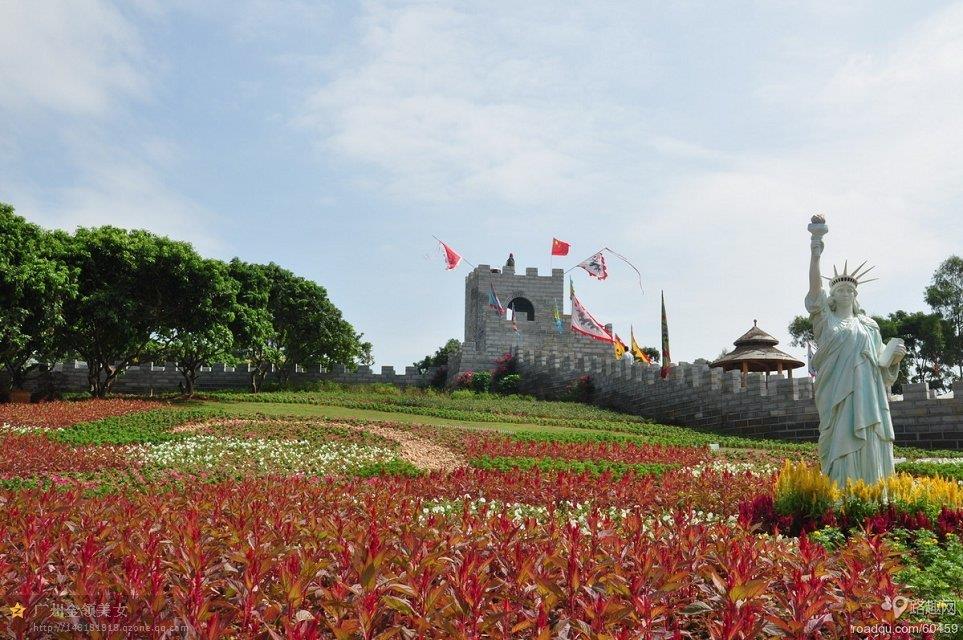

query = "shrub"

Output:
[[365, 383, 402, 396], [471, 371, 492, 393], [453, 371, 474, 390], [495, 373, 521, 395], [492, 352, 517, 380], [450, 389, 475, 400], [427, 365, 448, 390], [564, 375, 595, 402]]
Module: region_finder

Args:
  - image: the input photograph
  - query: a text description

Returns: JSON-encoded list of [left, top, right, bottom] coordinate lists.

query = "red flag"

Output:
[[551, 237, 571, 256], [439, 241, 462, 270]]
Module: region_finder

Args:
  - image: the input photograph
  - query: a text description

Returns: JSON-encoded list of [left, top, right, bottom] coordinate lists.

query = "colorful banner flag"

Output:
[[570, 278, 614, 343], [807, 341, 817, 378], [552, 299, 564, 334], [630, 326, 652, 364], [577, 251, 608, 280], [660, 291, 671, 379], [438, 239, 462, 270], [489, 282, 506, 316], [614, 334, 628, 360], [551, 237, 571, 256]]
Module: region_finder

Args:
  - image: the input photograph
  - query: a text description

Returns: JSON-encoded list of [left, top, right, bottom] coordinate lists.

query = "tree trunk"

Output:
[[178, 363, 199, 397], [87, 362, 122, 398], [250, 364, 267, 393]]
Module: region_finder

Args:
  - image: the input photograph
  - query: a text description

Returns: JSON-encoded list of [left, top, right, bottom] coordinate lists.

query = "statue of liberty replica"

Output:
[[806, 215, 908, 487]]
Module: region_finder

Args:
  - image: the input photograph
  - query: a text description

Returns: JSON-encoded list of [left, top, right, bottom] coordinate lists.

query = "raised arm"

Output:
[[808, 215, 828, 298]]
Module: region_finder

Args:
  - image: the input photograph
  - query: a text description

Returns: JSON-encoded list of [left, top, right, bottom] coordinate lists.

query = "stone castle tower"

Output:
[[452, 255, 613, 374]]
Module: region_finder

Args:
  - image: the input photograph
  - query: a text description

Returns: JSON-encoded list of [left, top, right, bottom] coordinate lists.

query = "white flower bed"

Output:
[[419, 497, 739, 531], [0, 422, 51, 434], [687, 460, 778, 478], [131, 436, 395, 475]]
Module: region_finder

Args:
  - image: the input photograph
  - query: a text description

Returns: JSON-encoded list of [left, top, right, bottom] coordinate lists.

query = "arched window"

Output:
[[507, 297, 535, 321]]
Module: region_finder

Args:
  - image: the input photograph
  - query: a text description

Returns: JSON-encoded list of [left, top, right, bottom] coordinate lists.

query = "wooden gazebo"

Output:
[[710, 320, 804, 386]]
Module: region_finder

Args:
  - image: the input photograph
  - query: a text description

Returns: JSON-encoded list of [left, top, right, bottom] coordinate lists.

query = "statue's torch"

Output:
[[808, 214, 828, 255]]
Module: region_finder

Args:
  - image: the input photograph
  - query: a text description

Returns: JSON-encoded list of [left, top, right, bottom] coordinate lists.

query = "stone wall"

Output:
[[32, 361, 430, 394], [516, 348, 963, 450]]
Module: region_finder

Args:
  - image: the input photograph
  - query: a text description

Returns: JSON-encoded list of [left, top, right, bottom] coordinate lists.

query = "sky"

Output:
[[2, 0, 963, 369]]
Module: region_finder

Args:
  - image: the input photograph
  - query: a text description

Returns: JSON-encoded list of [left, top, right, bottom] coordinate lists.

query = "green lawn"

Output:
[[198, 400, 617, 437]]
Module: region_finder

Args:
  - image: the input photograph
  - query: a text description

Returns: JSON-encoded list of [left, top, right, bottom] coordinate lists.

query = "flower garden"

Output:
[[2, 389, 963, 638]]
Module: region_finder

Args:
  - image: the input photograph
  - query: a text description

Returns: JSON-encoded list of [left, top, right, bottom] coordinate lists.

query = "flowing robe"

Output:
[[806, 289, 899, 487]]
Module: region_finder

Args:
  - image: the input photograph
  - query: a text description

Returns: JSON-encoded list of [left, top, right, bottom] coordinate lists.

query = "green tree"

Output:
[[226, 259, 276, 393], [639, 346, 661, 363], [0, 203, 74, 391], [787, 316, 815, 348], [59, 226, 209, 397], [261, 263, 366, 385], [157, 259, 240, 396], [414, 338, 462, 374], [885, 310, 950, 392], [925, 256, 963, 378]]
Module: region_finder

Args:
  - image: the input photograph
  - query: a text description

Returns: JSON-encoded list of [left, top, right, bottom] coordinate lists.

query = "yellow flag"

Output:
[[614, 333, 627, 360], [630, 326, 652, 364]]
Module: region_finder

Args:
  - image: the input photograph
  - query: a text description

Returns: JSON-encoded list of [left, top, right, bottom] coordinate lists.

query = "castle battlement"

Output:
[[33, 360, 431, 394], [515, 346, 963, 450]]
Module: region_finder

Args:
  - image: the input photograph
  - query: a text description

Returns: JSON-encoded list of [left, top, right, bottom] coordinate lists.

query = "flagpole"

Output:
[[431, 235, 476, 268]]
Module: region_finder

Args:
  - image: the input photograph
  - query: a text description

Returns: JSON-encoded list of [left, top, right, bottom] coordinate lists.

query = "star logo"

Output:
[[8, 602, 26, 618]]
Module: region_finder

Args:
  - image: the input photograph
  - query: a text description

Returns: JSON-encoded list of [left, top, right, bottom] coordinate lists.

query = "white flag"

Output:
[[578, 251, 608, 280]]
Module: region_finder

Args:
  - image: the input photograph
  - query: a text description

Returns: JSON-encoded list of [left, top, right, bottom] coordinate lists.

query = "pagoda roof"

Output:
[[710, 320, 804, 372]]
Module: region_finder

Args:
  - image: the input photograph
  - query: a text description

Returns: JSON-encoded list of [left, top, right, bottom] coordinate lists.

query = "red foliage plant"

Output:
[[464, 436, 712, 466], [0, 434, 136, 478], [0, 399, 159, 429], [0, 475, 915, 639]]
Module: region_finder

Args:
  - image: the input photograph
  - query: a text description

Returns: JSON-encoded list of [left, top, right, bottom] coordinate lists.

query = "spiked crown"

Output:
[[824, 260, 877, 290]]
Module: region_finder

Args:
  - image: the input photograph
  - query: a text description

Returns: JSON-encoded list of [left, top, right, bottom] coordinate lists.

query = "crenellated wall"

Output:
[[30, 361, 430, 394], [515, 348, 963, 450]]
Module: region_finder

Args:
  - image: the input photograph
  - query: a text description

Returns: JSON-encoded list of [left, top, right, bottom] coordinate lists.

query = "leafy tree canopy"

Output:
[[414, 338, 462, 374], [0, 203, 74, 390], [59, 226, 209, 396]]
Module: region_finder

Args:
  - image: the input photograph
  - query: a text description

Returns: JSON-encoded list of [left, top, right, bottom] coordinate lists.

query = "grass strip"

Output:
[[469, 455, 676, 477], [896, 461, 963, 482], [50, 408, 224, 445]]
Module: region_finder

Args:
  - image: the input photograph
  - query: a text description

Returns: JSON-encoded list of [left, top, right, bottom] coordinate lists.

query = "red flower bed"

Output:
[[0, 434, 135, 478], [464, 436, 711, 466], [0, 476, 912, 638], [0, 399, 159, 429], [388, 466, 773, 517]]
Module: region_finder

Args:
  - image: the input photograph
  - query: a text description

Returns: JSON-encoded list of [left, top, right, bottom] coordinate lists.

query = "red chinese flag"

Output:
[[440, 241, 462, 270], [551, 237, 571, 256]]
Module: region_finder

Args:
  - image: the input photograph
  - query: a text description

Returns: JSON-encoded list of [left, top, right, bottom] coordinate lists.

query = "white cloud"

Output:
[[0, 2, 227, 256], [297, 1, 670, 205], [0, 0, 148, 116], [635, 3, 963, 360], [295, 1, 963, 364], [9, 156, 227, 258]]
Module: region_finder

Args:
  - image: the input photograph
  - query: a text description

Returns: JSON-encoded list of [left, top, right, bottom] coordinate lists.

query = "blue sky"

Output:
[[2, 1, 962, 368]]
